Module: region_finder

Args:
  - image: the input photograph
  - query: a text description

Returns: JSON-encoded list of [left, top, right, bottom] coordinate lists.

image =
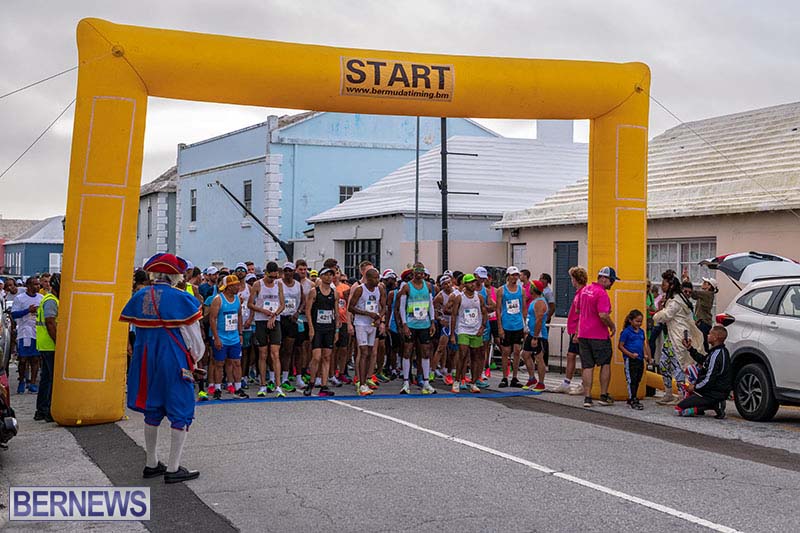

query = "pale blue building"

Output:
[[175, 112, 497, 267]]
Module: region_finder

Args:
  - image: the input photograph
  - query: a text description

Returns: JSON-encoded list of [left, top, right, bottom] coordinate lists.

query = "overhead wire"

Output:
[[646, 91, 800, 222], [0, 65, 78, 101]]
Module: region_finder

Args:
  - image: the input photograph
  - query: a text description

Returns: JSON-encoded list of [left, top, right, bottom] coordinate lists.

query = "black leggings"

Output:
[[677, 392, 723, 413], [624, 358, 644, 400]]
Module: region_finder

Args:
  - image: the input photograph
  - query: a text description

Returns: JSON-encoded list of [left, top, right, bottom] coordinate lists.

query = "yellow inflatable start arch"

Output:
[[53, 18, 652, 425]]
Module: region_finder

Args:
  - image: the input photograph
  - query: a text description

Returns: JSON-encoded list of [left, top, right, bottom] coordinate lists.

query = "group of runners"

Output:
[[162, 258, 562, 400]]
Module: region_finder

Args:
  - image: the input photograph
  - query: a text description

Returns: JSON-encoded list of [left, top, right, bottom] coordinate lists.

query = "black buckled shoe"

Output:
[[34, 411, 46, 421], [143, 461, 167, 479], [164, 466, 200, 484]]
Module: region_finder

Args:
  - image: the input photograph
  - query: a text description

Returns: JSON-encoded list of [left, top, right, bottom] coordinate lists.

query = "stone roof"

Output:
[[496, 101, 800, 229], [140, 166, 178, 196], [308, 135, 588, 223], [0, 219, 40, 241], [5, 216, 63, 245]]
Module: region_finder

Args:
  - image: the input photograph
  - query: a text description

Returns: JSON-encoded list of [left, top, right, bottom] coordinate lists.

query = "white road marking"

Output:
[[329, 399, 742, 533]]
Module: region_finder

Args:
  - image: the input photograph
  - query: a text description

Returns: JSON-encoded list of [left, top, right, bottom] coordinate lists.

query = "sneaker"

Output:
[[428, 372, 435, 382], [376, 373, 391, 383], [400, 382, 411, 395], [470, 384, 481, 393], [329, 376, 341, 387], [257, 387, 267, 397], [366, 379, 379, 390], [464, 376, 472, 384], [226, 384, 235, 394], [583, 397, 593, 408], [302, 374, 311, 384], [17, 380, 25, 394], [27, 383, 39, 393], [475, 379, 489, 389], [213, 389, 222, 400], [296, 377, 306, 390], [303, 384, 313, 396], [489, 361, 498, 370], [339, 374, 353, 385], [281, 381, 296, 393], [415, 374, 424, 386], [235, 389, 249, 399], [598, 394, 614, 406], [522, 378, 537, 390], [484, 368, 491, 379], [633, 401, 644, 410], [553, 382, 572, 394], [714, 401, 726, 420], [421, 383, 437, 395], [656, 393, 675, 405], [443, 374, 454, 386], [498, 377, 509, 388], [359, 385, 374, 396], [451, 382, 460, 393], [266, 381, 276, 393], [459, 381, 469, 391], [434, 369, 444, 380], [197, 390, 209, 402], [567, 385, 585, 396], [525, 383, 543, 395], [532, 382, 546, 393], [318, 388, 335, 397], [240, 378, 249, 390], [276, 388, 286, 398], [510, 377, 523, 388]]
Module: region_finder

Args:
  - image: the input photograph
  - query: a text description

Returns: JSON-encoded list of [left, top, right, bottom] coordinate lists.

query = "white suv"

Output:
[[718, 277, 800, 421]]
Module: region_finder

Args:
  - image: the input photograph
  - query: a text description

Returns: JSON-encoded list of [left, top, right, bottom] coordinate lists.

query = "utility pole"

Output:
[[440, 117, 448, 271], [414, 116, 420, 263]]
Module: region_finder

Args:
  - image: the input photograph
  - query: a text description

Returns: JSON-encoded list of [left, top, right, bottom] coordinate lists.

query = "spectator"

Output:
[[675, 326, 732, 419], [618, 309, 651, 410], [34, 273, 60, 422], [683, 271, 718, 352]]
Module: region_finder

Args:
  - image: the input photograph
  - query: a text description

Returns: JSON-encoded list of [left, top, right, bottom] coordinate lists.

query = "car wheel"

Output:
[[734, 363, 779, 421]]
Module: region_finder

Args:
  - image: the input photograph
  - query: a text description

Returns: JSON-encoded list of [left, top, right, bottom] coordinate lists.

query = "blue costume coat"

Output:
[[120, 283, 202, 429]]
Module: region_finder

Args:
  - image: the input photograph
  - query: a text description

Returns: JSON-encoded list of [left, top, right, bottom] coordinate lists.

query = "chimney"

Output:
[[537, 120, 574, 144]]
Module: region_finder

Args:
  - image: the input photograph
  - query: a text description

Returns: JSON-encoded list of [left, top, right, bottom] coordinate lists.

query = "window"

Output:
[[49, 253, 62, 274], [737, 287, 778, 313], [146, 199, 153, 238], [648, 239, 716, 284], [511, 244, 527, 269], [190, 189, 197, 222], [777, 286, 800, 318], [339, 185, 361, 203], [243, 180, 252, 212], [344, 239, 380, 279], [553, 241, 579, 318]]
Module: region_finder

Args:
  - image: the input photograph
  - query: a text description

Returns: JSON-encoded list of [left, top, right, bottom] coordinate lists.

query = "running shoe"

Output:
[[360, 385, 374, 396], [213, 388, 222, 400], [370, 375, 381, 385], [632, 401, 644, 411], [281, 381, 296, 393], [583, 397, 593, 408], [470, 384, 481, 393], [227, 384, 235, 394], [296, 377, 306, 390], [389, 370, 399, 381], [475, 379, 489, 389], [567, 385, 585, 396], [553, 381, 572, 394], [235, 389, 249, 399], [207, 385, 216, 395], [400, 382, 411, 395], [532, 382, 546, 393], [318, 388, 335, 397], [498, 377, 509, 388], [443, 374, 454, 386], [464, 376, 472, 384], [598, 394, 614, 406], [434, 369, 444, 380], [17, 379, 25, 394], [376, 373, 391, 384], [27, 383, 39, 393], [265, 381, 275, 393], [510, 377, 523, 388], [257, 387, 267, 397], [302, 374, 311, 384], [241, 378, 249, 390], [366, 379, 379, 390], [421, 383, 437, 395], [522, 378, 537, 390], [329, 375, 342, 387], [276, 388, 286, 398], [428, 372, 435, 382], [484, 368, 491, 379], [459, 381, 469, 391], [303, 385, 313, 397], [339, 374, 353, 385], [489, 361, 498, 370], [197, 390, 209, 402], [451, 382, 460, 393]]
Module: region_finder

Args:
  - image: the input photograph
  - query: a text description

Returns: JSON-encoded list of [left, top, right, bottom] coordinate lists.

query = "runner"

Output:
[[538, 273, 557, 366], [385, 271, 405, 381], [473, 267, 494, 387], [208, 275, 248, 399], [555, 266, 588, 394], [239, 273, 257, 388], [396, 263, 437, 394], [198, 266, 219, 302], [521, 280, 548, 393], [333, 271, 352, 385], [309, 270, 318, 284], [447, 274, 488, 393], [496, 266, 526, 388], [10, 277, 43, 394], [349, 268, 386, 396], [294, 259, 314, 389], [278, 262, 304, 393], [432, 274, 458, 385], [376, 269, 398, 381], [305, 267, 339, 397], [247, 261, 286, 397]]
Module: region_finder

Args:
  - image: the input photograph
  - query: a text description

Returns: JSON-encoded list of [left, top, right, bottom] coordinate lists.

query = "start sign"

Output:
[[340, 57, 454, 101]]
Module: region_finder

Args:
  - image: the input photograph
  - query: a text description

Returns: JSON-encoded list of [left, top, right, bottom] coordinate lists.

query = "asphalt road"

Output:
[[4, 374, 800, 532]]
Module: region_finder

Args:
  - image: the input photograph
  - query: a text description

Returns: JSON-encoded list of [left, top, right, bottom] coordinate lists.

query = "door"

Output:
[[762, 284, 800, 390], [553, 241, 578, 318]]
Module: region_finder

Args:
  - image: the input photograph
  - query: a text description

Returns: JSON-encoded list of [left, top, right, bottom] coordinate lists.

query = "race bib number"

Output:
[[317, 309, 333, 324], [489, 311, 497, 320], [412, 303, 429, 320], [365, 300, 378, 313], [224, 313, 238, 332], [264, 300, 278, 313], [506, 299, 520, 315], [463, 308, 479, 326], [284, 297, 297, 313]]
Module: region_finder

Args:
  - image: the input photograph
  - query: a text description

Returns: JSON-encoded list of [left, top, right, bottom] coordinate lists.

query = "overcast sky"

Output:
[[1, 0, 798, 219]]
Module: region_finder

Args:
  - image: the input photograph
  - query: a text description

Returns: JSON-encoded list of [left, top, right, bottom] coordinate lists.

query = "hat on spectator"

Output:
[[206, 266, 219, 275], [234, 262, 247, 271], [381, 268, 397, 279], [598, 266, 621, 282], [244, 273, 257, 282], [282, 262, 296, 271], [702, 277, 718, 289], [144, 253, 188, 275]]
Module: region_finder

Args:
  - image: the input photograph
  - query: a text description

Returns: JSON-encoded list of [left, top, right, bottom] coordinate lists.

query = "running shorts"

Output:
[[355, 325, 377, 347], [280, 318, 298, 339], [578, 338, 612, 368], [523, 335, 543, 355], [501, 329, 524, 347], [457, 333, 483, 349], [313, 330, 336, 350], [254, 321, 282, 347], [405, 326, 431, 345], [212, 343, 242, 362]]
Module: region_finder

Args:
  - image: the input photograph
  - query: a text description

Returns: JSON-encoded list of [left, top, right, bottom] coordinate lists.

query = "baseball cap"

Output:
[[234, 262, 247, 271], [283, 261, 296, 271], [463, 273, 477, 283], [220, 274, 240, 290], [473, 266, 488, 279], [310, 269, 319, 277], [381, 268, 397, 279], [244, 273, 257, 282], [598, 266, 621, 282], [506, 266, 520, 275], [319, 267, 334, 276], [702, 277, 718, 289], [531, 279, 545, 293], [206, 266, 219, 275], [443, 270, 453, 277]]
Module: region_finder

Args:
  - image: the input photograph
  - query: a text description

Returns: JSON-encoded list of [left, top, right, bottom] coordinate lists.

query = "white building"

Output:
[[135, 166, 177, 267]]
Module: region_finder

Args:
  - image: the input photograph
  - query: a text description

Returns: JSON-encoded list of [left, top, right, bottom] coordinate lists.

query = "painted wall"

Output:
[[505, 210, 800, 314], [4, 242, 64, 277], [175, 113, 495, 268], [135, 191, 177, 267]]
